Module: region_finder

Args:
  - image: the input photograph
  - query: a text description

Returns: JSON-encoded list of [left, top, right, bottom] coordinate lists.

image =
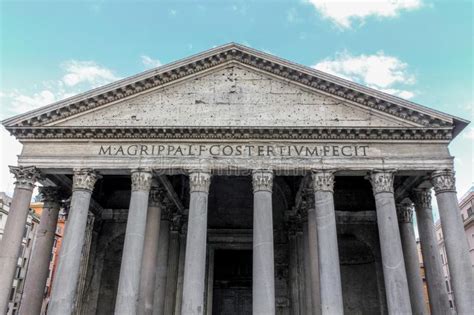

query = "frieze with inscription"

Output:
[[98, 143, 369, 158]]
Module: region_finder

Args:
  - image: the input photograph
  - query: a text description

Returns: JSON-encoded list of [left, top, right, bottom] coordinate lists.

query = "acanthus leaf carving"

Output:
[[311, 171, 335, 193], [431, 170, 456, 195], [367, 170, 396, 195], [72, 168, 100, 192], [411, 188, 432, 210], [396, 202, 414, 223], [131, 168, 153, 192], [252, 170, 273, 193], [9, 166, 41, 191], [189, 171, 211, 193]]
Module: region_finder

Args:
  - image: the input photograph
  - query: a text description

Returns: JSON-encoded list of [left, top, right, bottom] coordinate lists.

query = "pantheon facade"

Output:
[[0, 44, 472, 315]]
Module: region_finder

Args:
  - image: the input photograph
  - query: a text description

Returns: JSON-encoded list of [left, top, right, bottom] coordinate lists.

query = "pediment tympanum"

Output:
[[49, 65, 415, 129]]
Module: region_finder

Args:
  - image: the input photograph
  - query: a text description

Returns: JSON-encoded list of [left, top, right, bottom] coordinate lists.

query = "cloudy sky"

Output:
[[0, 0, 472, 207]]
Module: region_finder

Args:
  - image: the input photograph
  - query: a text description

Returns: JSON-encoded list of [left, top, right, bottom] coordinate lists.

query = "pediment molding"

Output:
[[2, 43, 468, 137], [7, 126, 452, 141]]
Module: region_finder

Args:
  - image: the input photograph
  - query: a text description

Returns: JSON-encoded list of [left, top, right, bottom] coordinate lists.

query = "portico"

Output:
[[0, 43, 472, 314]]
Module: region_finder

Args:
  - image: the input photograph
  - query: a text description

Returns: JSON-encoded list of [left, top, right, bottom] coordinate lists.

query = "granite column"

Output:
[[368, 170, 411, 314], [252, 170, 275, 315], [396, 202, 427, 315], [20, 187, 61, 315], [412, 188, 451, 314], [305, 188, 322, 315], [115, 169, 153, 315], [0, 166, 40, 315], [49, 168, 99, 315], [164, 215, 181, 315], [153, 217, 170, 315], [181, 171, 211, 315], [312, 171, 343, 315], [138, 187, 164, 315], [431, 170, 474, 314]]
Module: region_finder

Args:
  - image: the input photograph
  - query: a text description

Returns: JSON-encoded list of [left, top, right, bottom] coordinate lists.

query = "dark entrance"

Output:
[[212, 249, 252, 315]]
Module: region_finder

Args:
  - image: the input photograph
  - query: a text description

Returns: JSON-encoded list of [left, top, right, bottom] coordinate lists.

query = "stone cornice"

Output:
[[3, 44, 465, 135], [6, 126, 453, 141]]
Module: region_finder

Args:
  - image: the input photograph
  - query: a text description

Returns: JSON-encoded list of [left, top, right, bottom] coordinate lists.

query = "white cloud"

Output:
[[463, 127, 474, 140], [306, 0, 423, 28], [62, 60, 120, 87], [0, 126, 23, 195], [313, 51, 416, 99], [1, 60, 119, 118], [141, 55, 162, 69]]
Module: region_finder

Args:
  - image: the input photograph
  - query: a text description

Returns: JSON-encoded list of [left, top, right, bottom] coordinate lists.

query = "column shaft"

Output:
[[20, 188, 60, 315], [49, 169, 99, 315], [288, 231, 300, 315], [138, 188, 163, 315], [181, 171, 211, 315], [431, 170, 474, 314], [0, 166, 40, 315], [296, 231, 308, 314], [397, 202, 428, 315], [307, 202, 322, 314], [312, 171, 343, 314], [153, 219, 170, 315], [412, 188, 451, 314], [174, 231, 186, 315], [302, 225, 313, 315], [252, 170, 275, 315], [115, 169, 152, 315], [164, 229, 180, 315], [368, 171, 411, 314]]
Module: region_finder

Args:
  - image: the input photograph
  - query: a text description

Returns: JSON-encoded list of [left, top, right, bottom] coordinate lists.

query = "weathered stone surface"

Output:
[[52, 66, 412, 128]]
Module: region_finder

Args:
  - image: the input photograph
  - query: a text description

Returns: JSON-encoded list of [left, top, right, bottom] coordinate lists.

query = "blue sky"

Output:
[[0, 0, 473, 208]]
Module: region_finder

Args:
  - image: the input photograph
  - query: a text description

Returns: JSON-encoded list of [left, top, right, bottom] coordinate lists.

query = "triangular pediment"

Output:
[[2, 43, 468, 139], [48, 64, 417, 129]]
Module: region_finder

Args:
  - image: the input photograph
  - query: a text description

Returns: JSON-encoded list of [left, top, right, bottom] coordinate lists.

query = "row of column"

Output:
[[298, 170, 473, 315], [0, 167, 472, 314]]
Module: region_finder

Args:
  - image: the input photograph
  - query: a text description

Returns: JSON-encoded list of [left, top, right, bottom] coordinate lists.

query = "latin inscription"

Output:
[[98, 144, 369, 157]]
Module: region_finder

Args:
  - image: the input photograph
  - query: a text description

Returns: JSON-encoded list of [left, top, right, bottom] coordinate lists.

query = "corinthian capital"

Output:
[[252, 170, 273, 193], [131, 168, 153, 192], [431, 170, 456, 195], [411, 188, 432, 210], [38, 186, 61, 203], [311, 170, 335, 193], [189, 171, 211, 193], [9, 166, 41, 190], [149, 186, 166, 207], [367, 170, 396, 194], [396, 202, 414, 223], [72, 168, 100, 192]]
